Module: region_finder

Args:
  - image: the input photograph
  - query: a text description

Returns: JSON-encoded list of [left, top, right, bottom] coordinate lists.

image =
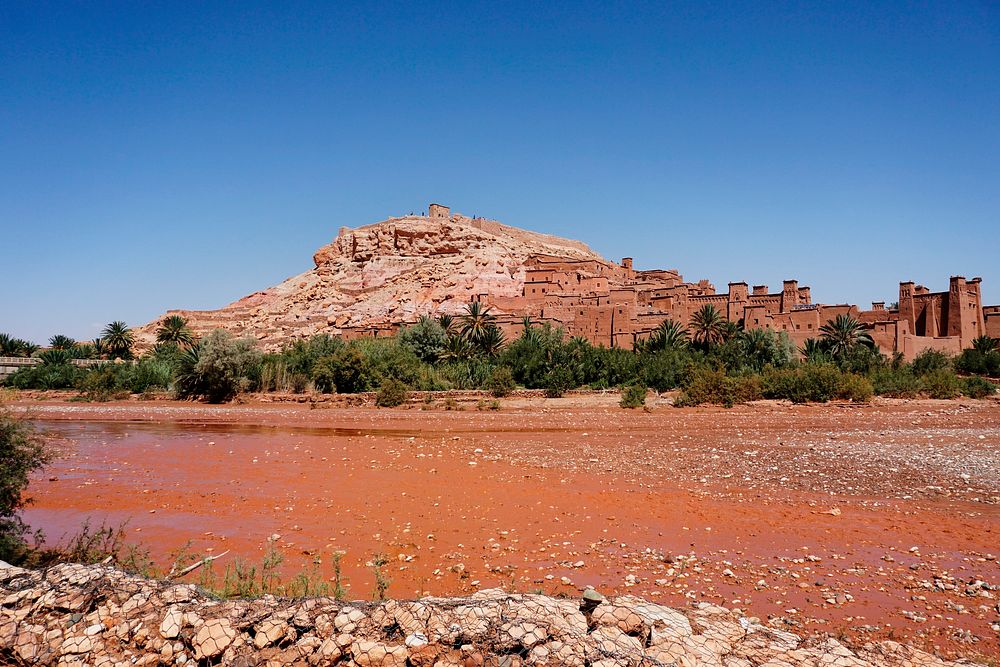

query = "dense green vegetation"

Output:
[[0, 411, 55, 562], [2, 307, 997, 406]]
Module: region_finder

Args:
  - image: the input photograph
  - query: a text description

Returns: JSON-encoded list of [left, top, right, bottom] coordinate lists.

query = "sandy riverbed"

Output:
[[9, 396, 1000, 661]]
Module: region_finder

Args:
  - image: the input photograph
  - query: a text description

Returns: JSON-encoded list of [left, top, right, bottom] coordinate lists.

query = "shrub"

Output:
[[375, 378, 409, 407], [485, 366, 515, 397], [762, 364, 844, 403], [4, 363, 82, 390], [124, 358, 172, 393], [961, 375, 997, 399], [920, 369, 961, 399], [911, 349, 952, 376], [619, 384, 647, 409], [836, 373, 874, 403], [542, 366, 574, 398], [869, 366, 921, 398], [174, 330, 262, 403], [76, 364, 130, 402], [1, 411, 55, 562], [312, 346, 367, 394], [676, 368, 762, 407], [955, 349, 1000, 378], [641, 348, 689, 392], [398, 317, 447, 363]]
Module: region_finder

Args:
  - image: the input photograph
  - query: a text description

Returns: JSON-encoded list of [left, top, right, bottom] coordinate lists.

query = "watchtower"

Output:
[[428, 203, 450, 220]]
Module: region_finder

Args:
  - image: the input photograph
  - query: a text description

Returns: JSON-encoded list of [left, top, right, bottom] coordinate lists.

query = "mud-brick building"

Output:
[[482, 250, 997, 359]]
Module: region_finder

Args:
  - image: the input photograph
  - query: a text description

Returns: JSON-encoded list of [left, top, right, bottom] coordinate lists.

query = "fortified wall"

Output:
[[481, 253, 994, 360]]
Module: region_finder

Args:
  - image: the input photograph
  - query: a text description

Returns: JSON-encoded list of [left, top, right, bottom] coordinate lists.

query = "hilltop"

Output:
[[137, 205, 601, 349]]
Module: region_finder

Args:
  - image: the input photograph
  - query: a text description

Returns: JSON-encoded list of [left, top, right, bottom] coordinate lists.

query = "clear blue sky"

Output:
[[2, 1, 998, 344]]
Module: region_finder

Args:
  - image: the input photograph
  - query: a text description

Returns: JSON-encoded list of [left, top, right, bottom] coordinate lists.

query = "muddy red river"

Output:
[[12, 397, 1000, 661]]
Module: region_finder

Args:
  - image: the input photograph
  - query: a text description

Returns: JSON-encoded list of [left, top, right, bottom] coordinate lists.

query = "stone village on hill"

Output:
[[144, 204, 999, 360]]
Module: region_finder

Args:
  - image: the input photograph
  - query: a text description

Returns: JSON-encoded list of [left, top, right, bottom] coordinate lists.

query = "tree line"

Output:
[[2, 304, 998, 406]]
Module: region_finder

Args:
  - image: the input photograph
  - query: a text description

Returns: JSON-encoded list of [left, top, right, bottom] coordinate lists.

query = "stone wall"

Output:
[[0, 562, 979, 667]]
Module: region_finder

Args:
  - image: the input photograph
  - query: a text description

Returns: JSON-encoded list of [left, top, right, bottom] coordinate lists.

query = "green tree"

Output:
[[818, 314, 874, 359], [0, 335, 38, 358], [1, 412, 55, 562], [398, 316, 447, 363], [971, 335, 997, 354], [799, 338, 832, 363], [156, 315, 196, 348], [476, 325, 506, 357], [460, 301, 495, 346], [644, 319, 689, 352], [690, 305, 726, 348], [101, 321, 135, 360], [174, 330, 262, 403], [48, 335, 77, 350]]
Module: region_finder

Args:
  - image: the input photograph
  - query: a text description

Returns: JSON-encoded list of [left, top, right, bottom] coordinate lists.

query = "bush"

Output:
[[1, 411, 55, 562], [640, 348, 689, 392], [762, 364, 843, 403], [375, 378, 409, 407], [398, 317, 447, 363], [76, 364, 129, 402], [311, 346, 370, 394], [174, 330, 262, 403], [920, 368, 961, 399], [676, 368, 762, 407], [955, 349, 1000, 378], [869, 366, 921, 398], [961, 375, 997, 399], [485, 366, 515, 397], [4, 362, 82, 390], [836, 373, 874, 403], [911, 349, 952, 376], [619, 384, 647, 409], [542, 366, 574, 398]]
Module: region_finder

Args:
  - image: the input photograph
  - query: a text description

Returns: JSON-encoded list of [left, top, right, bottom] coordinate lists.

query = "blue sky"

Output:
[[2, 1, 998, 343]]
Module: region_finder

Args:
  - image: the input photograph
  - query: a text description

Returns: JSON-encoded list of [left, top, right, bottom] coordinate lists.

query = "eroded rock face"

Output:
[[136, 211, 601, 351], [0, 562, 979, 667]]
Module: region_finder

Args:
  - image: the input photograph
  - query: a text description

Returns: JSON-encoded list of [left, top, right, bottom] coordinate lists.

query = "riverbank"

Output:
[[7, 397, 1000, 661]]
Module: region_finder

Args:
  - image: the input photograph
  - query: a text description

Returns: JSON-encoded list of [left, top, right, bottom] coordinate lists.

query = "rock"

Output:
[[0, 563, 985, 667], [193, 618, 236, 660], [159, 607, 183, 639], [351, 639, 408, 667], [253, 619, 290, 648]]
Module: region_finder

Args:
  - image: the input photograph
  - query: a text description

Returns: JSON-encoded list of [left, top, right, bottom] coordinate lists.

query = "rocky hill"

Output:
[[137, 206, 602, 350]]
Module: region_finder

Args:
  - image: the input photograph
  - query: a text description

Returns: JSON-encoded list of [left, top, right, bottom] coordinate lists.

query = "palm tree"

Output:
[[156, 315, 195, 348], [460, 301, 495, 345], [0, 334, 38, 357], [101, 321, 135, 359], [690, 304, 726, 348], [799, 338, 830, 363], [437, 314, 459, 337], [439, 333, 474, 362], [48, 334, 77, 350], [971, 335, 998, 354], [646, 319, 689, 351], [819, 314, 874, 359], [719, 320, 743, 343], [0, 333, 14, 356], [478, 325, 507, 357]]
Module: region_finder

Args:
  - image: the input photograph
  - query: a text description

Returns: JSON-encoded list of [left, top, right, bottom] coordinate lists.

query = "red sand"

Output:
[[14, 397, 1000, 661]]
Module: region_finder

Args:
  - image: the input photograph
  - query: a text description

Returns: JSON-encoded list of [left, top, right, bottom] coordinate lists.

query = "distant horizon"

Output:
[[3, 2, 998, 342]]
